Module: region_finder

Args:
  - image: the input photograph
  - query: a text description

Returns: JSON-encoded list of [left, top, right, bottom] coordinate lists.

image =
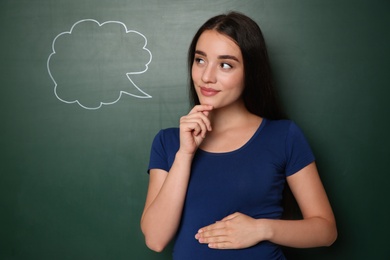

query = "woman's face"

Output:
[[191, 30, 245, 109]]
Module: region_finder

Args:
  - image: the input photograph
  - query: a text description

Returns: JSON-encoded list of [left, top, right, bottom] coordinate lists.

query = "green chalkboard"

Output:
[[1, 0, 389, 259]]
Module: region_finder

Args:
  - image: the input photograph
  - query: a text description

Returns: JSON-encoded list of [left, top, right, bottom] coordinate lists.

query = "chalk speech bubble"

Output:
[[47, 19, 152, 110]]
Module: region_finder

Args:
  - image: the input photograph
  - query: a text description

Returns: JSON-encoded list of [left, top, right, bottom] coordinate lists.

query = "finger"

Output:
[[197, 220, 226, 234], [188, 123, 202, 137], [188, 105, 213, 115], [181, 118, 208, 137], [221, 212, 240, 221], [188, 106, 213, 131], [208, 241, 232, 249], [198, 233, 226, 244], [197, 234, 234, 250], [181, 115, 211, 135]]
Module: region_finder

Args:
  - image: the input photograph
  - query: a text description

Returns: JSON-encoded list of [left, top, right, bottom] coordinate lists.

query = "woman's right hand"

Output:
[[179, 105, 213, 155]]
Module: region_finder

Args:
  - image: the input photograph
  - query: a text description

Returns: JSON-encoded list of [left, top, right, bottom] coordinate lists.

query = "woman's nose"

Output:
[[201, 65, 217, 83]]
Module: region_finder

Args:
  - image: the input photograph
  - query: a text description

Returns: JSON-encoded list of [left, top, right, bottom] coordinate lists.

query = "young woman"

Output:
[[141, 12, 337, 259]]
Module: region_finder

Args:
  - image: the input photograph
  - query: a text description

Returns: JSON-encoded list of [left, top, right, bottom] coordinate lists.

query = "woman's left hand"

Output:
[[195, 212, 268, 249]]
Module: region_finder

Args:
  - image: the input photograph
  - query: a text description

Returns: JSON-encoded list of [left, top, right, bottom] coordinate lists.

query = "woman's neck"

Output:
[[199, 102, 263, 153], [208, 101, 259, 131]]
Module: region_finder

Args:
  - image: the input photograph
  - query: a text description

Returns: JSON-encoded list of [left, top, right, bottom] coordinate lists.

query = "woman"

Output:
[[141, 12, 337, 259]]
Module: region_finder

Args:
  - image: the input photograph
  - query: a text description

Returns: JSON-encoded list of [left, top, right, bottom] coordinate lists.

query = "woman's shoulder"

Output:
[[263, 118, 296, 132], [260, 118, 307, 142], [152, 127, 180, 147], [157, 127, 179, 138]]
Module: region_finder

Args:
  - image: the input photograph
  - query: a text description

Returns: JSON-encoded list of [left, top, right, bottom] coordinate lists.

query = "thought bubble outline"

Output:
[[47, 19, 153, 110]]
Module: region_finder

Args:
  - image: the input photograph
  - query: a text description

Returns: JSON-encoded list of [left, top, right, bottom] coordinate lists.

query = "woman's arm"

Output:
[[141, 105, 213, 252], [195, 162, 337, 249], [264, 162, 337, 248], [141, 152, 194, 252]]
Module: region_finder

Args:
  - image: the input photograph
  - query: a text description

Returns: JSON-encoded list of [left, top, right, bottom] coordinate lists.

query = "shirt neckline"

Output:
[[197, 118, 267, 156]]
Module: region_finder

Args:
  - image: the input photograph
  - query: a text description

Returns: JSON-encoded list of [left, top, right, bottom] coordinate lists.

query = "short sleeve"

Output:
[[148, 130, 169, 173], [285, 122, 315, 176], [147, 128, 180, 174]]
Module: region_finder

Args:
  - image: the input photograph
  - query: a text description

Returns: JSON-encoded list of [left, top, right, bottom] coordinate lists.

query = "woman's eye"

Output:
[[195, 58, 205, 64], [221, 63, 232, 69]]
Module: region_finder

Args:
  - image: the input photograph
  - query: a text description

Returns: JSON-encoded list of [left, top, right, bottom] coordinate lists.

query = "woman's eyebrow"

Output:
[[195, 50, 207, 56], [218, 55, 239, 62], [195, 50, 239, 62]]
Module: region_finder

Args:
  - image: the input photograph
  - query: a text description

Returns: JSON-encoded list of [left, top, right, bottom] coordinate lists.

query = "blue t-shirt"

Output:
[[148, 119, 315, 259]]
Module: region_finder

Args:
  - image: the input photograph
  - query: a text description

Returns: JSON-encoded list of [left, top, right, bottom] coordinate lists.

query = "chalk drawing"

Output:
[[47, 19, 152, 110]]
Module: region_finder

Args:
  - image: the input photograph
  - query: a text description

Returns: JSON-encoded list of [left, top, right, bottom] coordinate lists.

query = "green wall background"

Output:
[[1, 0, 389, 259]]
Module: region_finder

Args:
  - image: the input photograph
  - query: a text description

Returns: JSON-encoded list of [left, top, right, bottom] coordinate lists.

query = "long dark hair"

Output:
[[187, 11, 286, 120]]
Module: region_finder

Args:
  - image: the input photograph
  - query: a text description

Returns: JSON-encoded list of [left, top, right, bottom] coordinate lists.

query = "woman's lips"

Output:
[[200, 87, 220, 97]]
